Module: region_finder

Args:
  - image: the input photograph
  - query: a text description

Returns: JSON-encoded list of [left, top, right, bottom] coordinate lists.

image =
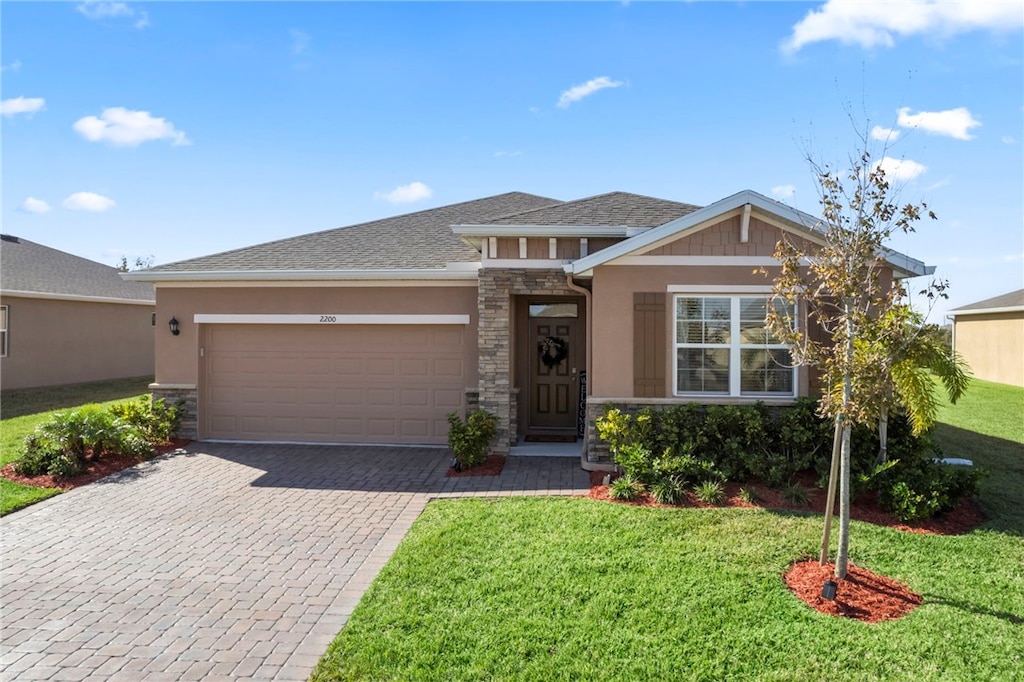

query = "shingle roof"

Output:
[[484, 191, 701, 227], [1, 235, 155, 302], [146, 192, 561, 273], [949, 288, 1024, 313]]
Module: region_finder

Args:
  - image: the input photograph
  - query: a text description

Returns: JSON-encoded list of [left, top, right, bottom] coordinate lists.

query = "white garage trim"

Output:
[[194, 314, 471, 325]]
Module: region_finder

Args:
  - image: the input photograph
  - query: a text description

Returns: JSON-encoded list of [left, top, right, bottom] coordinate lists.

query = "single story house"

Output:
[[127, 190, 930, 467], [947, 288, 1024, 388], [0, 235, 155, 390]]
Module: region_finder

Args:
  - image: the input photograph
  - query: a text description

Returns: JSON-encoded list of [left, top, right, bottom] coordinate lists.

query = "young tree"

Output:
[[766, 147, 947, 579], [116, 255, 155, 272]]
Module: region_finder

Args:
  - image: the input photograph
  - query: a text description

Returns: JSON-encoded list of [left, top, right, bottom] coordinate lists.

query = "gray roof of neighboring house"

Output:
[[145, 192, 562, 273], [0, 235, 155, 302], [485, 191, 701, 227], [949, 288, 1024, 314]]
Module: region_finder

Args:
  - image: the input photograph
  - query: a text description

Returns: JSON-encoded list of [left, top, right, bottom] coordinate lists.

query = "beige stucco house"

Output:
[[127, 190, 930, 467], [0, 235, 155, 390], [948, 289, 1024, 388]]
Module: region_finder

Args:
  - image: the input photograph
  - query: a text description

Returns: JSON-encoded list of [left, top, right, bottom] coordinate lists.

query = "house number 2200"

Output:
[[319, 315, 337, 323]]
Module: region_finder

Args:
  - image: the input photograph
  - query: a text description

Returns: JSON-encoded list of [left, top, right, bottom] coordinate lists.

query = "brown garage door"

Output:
[[202, 324, 466, 444]]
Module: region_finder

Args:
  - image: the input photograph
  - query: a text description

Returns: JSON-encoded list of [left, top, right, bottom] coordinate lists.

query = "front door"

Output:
[[529, 315, 578, 430]]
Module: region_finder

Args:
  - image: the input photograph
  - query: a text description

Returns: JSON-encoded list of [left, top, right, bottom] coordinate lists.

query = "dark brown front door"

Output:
[[529, 317, 578, 429]]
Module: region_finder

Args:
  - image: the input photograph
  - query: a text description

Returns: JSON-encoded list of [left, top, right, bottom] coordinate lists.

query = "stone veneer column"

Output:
[[150, 384, 198, 440], [477, 268, 582, 454], [477, 270, 513, 453]]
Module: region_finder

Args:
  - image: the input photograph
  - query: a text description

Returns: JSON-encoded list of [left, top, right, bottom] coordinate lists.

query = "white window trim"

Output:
[[672, 294, 796, 398]]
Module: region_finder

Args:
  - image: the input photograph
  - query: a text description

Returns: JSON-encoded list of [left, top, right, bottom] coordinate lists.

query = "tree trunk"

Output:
[[836, 309, 855, 580], [836, 421, 852, 579], [819, 418, 843, 565], [876, 404, 889, 465]]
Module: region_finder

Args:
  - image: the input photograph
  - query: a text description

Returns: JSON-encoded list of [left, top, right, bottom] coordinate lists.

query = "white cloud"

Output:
[[21, 197, 51, 214], [1, 60, 22, 72], [872, 156, 927, 182], [374, 181, 433, 204], [870, 125, 901, 142], [63, 192, 117, 212], [1002, 136, 1016, 144], [896, 107, 981, 140], [290, 29, 311, 56], [76, 1, 148, 28], [494, 150, 523, 158], [783, 0, 1024, 53], [73, 107, 190, 146], [771, 185, 797, 199], [557, 76, 624, 109], [1, 96, 45, 117]]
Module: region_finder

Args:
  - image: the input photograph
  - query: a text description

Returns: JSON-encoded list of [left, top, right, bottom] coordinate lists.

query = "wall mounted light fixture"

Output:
[[168, 317, 180, 336]]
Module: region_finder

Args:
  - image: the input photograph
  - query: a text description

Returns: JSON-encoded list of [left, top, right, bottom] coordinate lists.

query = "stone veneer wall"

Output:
[[477, 268, 579, 454], [151, 386, 198, 441]]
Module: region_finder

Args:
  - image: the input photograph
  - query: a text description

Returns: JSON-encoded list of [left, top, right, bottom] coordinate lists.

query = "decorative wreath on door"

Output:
[[538, 336, 569, 369]]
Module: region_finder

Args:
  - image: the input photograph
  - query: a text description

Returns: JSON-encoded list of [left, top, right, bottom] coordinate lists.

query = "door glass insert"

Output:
[[529, 303, 578, 318]]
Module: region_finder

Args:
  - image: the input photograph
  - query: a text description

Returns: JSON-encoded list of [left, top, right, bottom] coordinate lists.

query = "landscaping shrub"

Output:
[[608, 473, 644, 501], [693, 480, 725, 505], [446, 409, 497, 471], [110, 397, 182, 442], [596, 398, 981, 521], [650, 476, 685, 505], [14, 434, 80, 477], [781, 482, 810, 507]]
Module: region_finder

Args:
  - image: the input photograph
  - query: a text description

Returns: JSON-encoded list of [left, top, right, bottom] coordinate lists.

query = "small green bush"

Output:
[[608, 473, 644, 501], [14, 435, 73, 477], [693, 480, 725, 505], [781, 483, 809, 507], [650, 476, 685, 505], [110, 397, 182, 442], [738, 487, 762, 505], [447, 409, 497, 471]]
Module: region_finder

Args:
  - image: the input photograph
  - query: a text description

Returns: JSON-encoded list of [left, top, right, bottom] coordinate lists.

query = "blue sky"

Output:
[[3, 1, 1022, 321]]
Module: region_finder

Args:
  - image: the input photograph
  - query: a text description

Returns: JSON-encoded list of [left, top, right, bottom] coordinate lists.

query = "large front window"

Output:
[[674, 295, 794, 397]]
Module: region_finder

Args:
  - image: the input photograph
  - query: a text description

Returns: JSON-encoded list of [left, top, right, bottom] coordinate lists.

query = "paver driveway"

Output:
[[1, 443, 590, 681]]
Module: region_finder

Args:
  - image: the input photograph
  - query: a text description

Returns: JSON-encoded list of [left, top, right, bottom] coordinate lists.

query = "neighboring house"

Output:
[[126, 190, 931, 467], [947, 288, 1024, 388], [0, 235, 155, 390]]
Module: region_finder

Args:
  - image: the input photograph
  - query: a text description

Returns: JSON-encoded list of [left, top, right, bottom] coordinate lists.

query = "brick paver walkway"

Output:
[[0, 443, 590, 681]]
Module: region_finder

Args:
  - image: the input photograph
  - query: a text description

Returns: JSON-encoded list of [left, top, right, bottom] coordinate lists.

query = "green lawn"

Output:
[[0, 376, 152, 516], [313, 378, 1024, 681]]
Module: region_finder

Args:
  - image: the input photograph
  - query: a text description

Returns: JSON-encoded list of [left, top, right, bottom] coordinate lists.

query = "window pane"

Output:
[[529, 303, 577, 318], [739, 321, 767, 345], [704, 298, 730, 321], [0, 306, 6, 328], [677, 348, 729, 393], [740, 348, 793, 394], [677, 298, 701, 320], [705, 320, 730, 345], [677, 321, 703, 343]]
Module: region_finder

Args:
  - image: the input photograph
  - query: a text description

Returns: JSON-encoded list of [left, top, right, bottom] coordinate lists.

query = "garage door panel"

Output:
[[400, 388, 429, 407], [204, 324, 466, 444], [433, 388, 464, 409]]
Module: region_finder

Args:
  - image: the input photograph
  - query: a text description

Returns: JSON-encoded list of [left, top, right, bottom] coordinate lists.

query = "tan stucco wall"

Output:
[[954, 312, 1024, 387], [154, 285, 479, 388], [591, 265, 797, 397], [0, 296, 155, 390]]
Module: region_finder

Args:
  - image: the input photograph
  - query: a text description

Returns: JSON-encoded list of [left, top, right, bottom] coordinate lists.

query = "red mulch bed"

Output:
[[587, 470, 981, 623], [784, 559, 922, 622], [1, 439, 191, 491], [446, 454, 506, 477]]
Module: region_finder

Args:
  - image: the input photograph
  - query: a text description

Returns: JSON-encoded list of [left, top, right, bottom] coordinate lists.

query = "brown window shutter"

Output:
[[633, 292, 666, 397]]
